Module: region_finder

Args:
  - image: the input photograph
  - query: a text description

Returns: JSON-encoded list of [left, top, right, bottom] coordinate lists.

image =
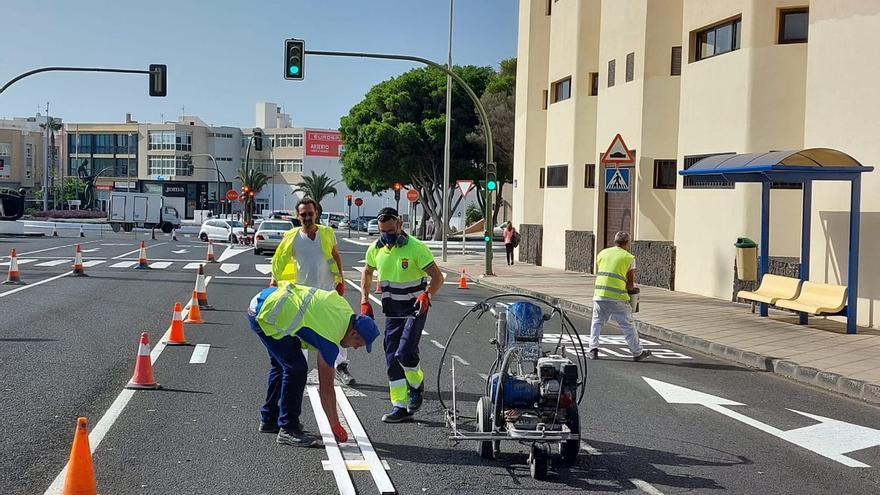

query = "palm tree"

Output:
[[236, 166, 269, 225], [294, 171, 340, 206]]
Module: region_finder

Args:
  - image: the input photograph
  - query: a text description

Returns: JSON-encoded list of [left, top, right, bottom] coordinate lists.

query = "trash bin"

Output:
[[735, 237, 758, 281]]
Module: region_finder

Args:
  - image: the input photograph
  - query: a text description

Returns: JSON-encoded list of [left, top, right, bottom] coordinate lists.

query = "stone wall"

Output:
[[733, 256, 800, 302], [632, 240, 676, 290], [518, 224, 543, 265], [564, 230, 595, 273]]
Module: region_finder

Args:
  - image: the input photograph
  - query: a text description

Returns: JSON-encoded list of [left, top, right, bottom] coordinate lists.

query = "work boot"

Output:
[[276, 426, 318, 447], [632, 350, 652, 362], [382, 406, 414, 423], [408, 384, 424, 413], [258, 421, 279, 434], [336, 362, 356, 386], [588, 348, 599, 360]]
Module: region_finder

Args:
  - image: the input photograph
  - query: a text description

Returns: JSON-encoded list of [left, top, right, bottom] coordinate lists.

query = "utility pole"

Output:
[[441, 0, 454, 261], [43, 102, 49, 211]]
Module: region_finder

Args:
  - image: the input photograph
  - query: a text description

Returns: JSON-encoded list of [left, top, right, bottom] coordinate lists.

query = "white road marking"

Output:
[[82, 260, 105, 267], [644, 377, 880, 468], [306, 386, 357, 495], [335, 387, 396, 494], [580, 442, 602, 456], [216, 245, 251, 263], [255, 264, 272, 275], [113, 242, 166, 259], [478, 373, 489, 380], [322, 460, 391, 471], [110, 261, 137, 269], [430, 340, 445, 350], [183, 262, 202, 270], [80, 248, 100, 253], [344, 278, 381, 305], [454, 300, 476, 306], [630, 479, 666, 495], [150, 262, 172, 269], [0, 258, 37, 266], [0, 272, 73, 299], [219, 263, 239, 274], [189, 344, 211, 364], [422, 330, 429, 336], [34, 259, 70, 267], [11, 240, 102, 257], [44, 277, 212, 494], [171, 249, 189, 254], [452, 355, 470, 366]]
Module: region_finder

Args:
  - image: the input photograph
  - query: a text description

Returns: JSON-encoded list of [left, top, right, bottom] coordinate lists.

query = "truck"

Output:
[[108, 192, 181, 233]]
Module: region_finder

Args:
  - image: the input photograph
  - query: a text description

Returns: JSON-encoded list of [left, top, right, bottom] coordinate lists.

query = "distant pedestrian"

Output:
[[589, 231, 651, 361], [502, 221, 518, 265]]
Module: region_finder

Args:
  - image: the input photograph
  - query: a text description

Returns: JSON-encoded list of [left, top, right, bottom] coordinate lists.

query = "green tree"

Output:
[[236, 166, 269, 224], [465, 202, 483, 225], [469, 58, 516, 225], [340, 65, 494, 239], [293, 171, 340, 207]]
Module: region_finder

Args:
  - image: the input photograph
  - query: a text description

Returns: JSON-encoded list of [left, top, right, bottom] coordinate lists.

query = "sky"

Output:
[[0, 0, 518, 130]]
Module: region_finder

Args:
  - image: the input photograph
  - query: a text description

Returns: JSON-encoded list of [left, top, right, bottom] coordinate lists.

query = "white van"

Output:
[[320, 212, 345, 228]]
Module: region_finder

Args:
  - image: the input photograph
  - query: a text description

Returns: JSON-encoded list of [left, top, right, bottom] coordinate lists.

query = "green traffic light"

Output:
[[289, 66, 300, 75], [487, 180, 497, 191], [485, 235, 491, 242]]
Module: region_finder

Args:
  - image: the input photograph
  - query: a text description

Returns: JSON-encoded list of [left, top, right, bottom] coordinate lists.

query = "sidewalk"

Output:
[[438, 254, 880, 406]]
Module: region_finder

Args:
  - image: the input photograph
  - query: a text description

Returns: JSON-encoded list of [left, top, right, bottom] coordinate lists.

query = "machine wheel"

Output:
[[160, 222, 173, 234], [200, 233, 208, 242], [529, 445, 548, 480], [229, 233, 238, 244], [560, 405, 580, 464], [475, 397, 495, 460], [122, 223, 134, 233], [110, 223, 121, 233]]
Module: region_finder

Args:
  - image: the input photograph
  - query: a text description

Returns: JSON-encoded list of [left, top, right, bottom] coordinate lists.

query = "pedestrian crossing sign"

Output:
[[605, 168, 630, 193]]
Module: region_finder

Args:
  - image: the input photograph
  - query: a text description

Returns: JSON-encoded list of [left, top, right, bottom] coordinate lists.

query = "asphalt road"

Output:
[[1, 230, 879, 494]]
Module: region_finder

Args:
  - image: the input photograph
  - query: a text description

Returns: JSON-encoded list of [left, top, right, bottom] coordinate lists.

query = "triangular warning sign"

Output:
[[606, 169, 629, 192], [602, 133, 635, 164]]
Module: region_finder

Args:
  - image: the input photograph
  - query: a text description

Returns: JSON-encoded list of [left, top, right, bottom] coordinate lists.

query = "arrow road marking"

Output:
[[219, 263, 239, 274], [255, 264, 272, 275], [644, 377, 880, 468]]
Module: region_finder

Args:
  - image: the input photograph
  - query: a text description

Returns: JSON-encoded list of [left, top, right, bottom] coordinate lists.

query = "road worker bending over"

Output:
[[247, 282, 380, 447]]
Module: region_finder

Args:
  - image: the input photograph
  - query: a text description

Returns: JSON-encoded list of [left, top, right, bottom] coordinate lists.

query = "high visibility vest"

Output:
[[593, 247, 634, 301], [256, 283, 352, 343], [272, 224, 342, 285]]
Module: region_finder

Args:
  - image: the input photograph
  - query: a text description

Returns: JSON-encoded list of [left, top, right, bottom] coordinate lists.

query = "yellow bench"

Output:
[[775, 281, 848, 315], [737, 274, 802, 310]]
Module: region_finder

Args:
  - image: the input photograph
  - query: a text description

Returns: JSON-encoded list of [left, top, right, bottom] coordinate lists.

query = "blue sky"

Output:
[[0, 0, 518, 129]]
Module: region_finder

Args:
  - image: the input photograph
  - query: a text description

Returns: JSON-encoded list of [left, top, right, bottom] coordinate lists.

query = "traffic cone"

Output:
[[52, 224, 59, 237], [194, 264, 212, 309], [72, 244, 88, 277], [171, 228, 178, 241], [206, 240, 216, 263], [184, 292, 204, 324], [166, 302, 190, 343], [458, 268, 469, 290], [125, 332, 160, 389], [61, 417, 97, 495], [3, 249, 24, 285], [79, 225, 85, 238], [135, 241, 150, 269]]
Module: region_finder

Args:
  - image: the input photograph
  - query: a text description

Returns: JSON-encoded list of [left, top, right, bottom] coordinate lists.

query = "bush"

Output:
[[465, 202, 483, 226], [33, 210, 106, 219]]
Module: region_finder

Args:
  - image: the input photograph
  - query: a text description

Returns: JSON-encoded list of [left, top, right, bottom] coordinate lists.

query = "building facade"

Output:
[[514, 0, 880, 328], [1, 115, 60, 201]]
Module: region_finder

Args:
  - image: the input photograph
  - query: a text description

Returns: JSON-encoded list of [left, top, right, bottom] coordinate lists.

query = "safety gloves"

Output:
[[336, 282, 345, 296], [414, 292, 431, 316], [360, 301, 374, 318], [331, 422, 348, 443]]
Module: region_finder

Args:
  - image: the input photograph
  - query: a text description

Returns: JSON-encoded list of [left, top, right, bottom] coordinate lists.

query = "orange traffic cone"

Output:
[[3, 248, 24, 285], [72, 244, 88, 277], [166, 302, 190, 343], [194, 264, 212, 309], [125, 332, 160, 389], [135, 241, 150, 269], [184, 292, 204, 324], [61, 417, 97, 495], [458, 268, 469, 289], [206, 240, 216, 263]]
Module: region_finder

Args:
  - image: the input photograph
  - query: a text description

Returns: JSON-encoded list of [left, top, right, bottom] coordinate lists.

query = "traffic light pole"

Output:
[[0, 66, 164, 95], [304, 49, 495, 275]]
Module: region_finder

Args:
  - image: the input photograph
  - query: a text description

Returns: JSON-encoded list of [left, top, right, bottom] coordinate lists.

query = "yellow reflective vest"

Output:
[[272, 224, 342, 285], [593, 246, 634, 301], [256, 282, 352, 343]]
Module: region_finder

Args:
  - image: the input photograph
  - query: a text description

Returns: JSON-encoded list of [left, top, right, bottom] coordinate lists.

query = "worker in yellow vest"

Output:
[[272, 198, 356, 385], [248, 282, 379, 447], [590, 231, 651, 361]]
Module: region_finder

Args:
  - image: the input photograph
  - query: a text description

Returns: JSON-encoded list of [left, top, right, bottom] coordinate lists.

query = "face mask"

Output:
[[381, 233, 398, 246]]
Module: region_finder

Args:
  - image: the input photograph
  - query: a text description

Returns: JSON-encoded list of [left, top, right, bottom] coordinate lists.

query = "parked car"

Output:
[[254, 219, 294, 255], [351, 215, 373, 231], [366, 218, 380, 235], [320, 211, 346, 228], [338, 216, 350, 230], [199, 219, 245, 243]]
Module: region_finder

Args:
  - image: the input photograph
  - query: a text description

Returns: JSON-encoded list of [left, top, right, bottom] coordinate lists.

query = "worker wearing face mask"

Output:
[[360, 207, 444, 423]]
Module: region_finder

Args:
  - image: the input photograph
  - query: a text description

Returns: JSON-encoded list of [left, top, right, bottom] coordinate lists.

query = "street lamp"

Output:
[[183, 152, 224, 213]]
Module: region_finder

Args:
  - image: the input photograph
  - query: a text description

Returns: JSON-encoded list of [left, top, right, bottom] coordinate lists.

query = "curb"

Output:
[[469, 275, 880, 407]]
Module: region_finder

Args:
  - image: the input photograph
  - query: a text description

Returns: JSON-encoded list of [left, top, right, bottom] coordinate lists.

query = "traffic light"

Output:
[[243, 186, 250, 196], [149, 64, 167, 97], [486, 162, 498, 192], [346, 194, 352, 206], [253, 130, 263, 151], [393, 182, 402, 202], [284, 39, 305, 81]]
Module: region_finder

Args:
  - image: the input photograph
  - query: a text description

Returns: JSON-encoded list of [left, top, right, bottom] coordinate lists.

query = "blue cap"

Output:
[[353, 315, 380, 353]]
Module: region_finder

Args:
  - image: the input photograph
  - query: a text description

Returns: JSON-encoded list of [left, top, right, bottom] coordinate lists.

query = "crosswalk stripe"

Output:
[[35, 259, 70, 267], [183, 262, 202, 270], [454, 300, 476, 306], [220, 263, 239, 274], [255, 264, 272, 275], [0, 259, 37, 266], [110, 261, 137, 268], [82, 260, 105, 267], [150, 262, 172, 269]]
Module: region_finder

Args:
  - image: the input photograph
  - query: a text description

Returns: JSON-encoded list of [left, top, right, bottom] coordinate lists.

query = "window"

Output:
[[683, 153, 734, 189], [539, 167, 546, 189], [607, 60, 615, 87], [671, 46, 682, 76], [653, 160, 677, 189], [542, 90, 548, 110], [147, 155, 191, 176], [779, 8, 808, 44], [625, 52, 635, 82], [584, 164, 596, 188], [148, 131, 175, 150], [546, 165, 568, 188], [695, 17, 742, 61], [551, 77, 571, 103], [277, 159, 303, 173], [589, 73, 599, 96], [94, 134, 115, 154], [25, 143, 32, 179], [175, 132, 192, 152]]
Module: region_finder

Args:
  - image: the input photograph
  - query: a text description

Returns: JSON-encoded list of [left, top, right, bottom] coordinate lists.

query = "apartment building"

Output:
[[0, 115, 59, 195], [514, 0, 880, 328]]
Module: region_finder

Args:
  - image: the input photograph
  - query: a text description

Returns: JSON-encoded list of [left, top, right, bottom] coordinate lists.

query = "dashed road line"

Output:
[[306, 386, 357, 495], [334, 386, 397, 494], [630, 479, 666, 495], [452, 355, 470, 366], [150, 262, 172, 269], [183, 262, 203, 270], [0, 272, 73, 299], [109, 261, 137, 269], [454, 300, 476, 306], [189, 344, 211, 364], [82, 260, 105, 268], [9, 239, 102, 257], [34, 259, 70, 267], [430, 339, 445, 350]]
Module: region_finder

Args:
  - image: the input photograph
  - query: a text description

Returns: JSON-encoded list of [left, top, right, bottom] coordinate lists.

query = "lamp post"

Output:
[[183, 152, 223, 212]]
